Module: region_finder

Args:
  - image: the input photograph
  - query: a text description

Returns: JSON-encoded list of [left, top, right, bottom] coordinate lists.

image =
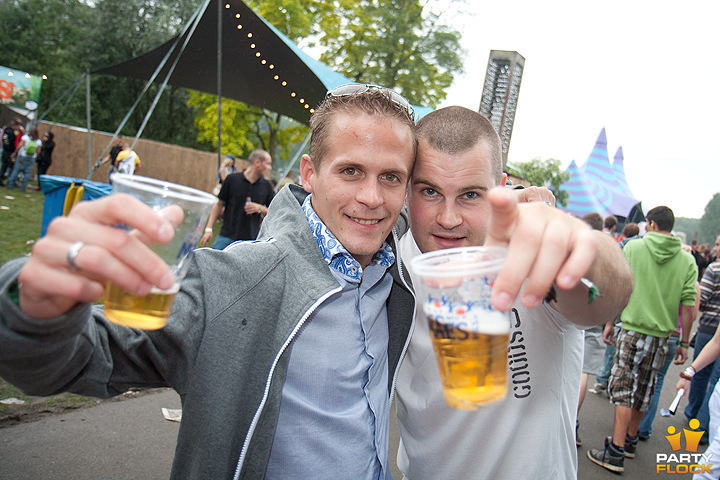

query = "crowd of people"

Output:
[[0, 117, 55, 190], [0, 85, 717, 479]]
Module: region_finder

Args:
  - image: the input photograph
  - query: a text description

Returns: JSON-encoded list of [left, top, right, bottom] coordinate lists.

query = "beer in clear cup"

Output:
[[410, 246, 509, 409], [104, 174, 216, 330]]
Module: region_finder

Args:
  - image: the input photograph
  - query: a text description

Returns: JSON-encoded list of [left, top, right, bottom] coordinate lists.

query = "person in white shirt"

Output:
[[115, 144, 141, 175], [7, 127, 41, 191], [395, 106, 633, 479]]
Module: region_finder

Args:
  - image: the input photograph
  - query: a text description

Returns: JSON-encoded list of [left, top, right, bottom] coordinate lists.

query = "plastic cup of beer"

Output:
[[104, 174, 217, 330], [410, 246, 510, 410]]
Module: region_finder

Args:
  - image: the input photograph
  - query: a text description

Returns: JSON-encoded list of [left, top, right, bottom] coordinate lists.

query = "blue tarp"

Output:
[[39, 175, 112, 236]]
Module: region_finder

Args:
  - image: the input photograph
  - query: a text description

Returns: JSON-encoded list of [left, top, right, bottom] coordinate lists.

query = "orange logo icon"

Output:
[[665, 419, 705, 452]]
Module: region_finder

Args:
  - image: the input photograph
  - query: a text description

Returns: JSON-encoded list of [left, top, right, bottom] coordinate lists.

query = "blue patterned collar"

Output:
[[302, 194, 395, 282]]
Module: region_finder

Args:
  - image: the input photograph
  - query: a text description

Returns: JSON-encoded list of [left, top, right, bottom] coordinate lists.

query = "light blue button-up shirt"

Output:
[[264, 195, 394, 479]]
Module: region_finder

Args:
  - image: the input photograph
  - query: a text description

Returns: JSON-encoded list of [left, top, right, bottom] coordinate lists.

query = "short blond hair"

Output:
[[308, 89, 416, 168]]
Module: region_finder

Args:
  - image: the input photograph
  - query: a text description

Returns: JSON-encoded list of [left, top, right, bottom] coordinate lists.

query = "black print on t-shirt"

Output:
[[509, 308, 531, 399]]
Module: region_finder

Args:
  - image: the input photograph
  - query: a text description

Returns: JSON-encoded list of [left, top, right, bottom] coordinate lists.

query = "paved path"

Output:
[[577, 358, 695, 479], [0, 358, 701, 479], [0, 389, 181, 480]]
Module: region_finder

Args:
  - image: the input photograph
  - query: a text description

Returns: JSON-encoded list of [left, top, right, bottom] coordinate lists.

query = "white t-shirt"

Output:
[[20, 135, 41, 159], [396, 232, 583, 480], [116, 150, 138, 175]]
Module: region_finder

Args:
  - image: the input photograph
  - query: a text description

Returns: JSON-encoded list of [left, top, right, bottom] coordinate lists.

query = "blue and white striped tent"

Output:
[[558, 128, 644, 223]]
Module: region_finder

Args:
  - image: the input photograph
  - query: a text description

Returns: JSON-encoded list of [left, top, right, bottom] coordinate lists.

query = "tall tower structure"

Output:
[[478, 50, 525, 169]]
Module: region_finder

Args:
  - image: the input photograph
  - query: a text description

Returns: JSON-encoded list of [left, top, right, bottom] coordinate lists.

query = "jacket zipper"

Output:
[[232, 286, 342, 480]]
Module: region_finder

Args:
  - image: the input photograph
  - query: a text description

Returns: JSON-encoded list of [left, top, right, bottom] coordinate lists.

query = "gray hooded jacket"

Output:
[[0, 184, 415, 479]]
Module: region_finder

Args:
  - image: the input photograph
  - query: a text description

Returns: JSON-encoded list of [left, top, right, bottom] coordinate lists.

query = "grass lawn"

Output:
[[0, 184, 44, 266], [0, 179, 215, 426], [0, 181, 105, 426]]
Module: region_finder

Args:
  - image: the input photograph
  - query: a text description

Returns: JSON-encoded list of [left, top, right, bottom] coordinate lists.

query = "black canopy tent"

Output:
[[79, 0, 430, 178], [95, 0, 347, 125]]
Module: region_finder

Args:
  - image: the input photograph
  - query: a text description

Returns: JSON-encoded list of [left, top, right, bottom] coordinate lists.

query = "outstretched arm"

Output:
[[484, 187, 633, 326], [677, 317, 720, 396]]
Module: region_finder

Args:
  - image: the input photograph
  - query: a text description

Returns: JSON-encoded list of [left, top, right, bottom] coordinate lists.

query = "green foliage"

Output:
[[514, 157, 571, 207], [188, 92, 262, 157], [187, 92, 309, 174], [0, 0, 207, 149], [249, 0, 331, 39], [316, 0, 465, 107], [700, 193, 720, 244]]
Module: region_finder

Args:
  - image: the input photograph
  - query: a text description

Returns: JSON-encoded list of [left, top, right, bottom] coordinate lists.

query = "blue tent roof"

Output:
[[558, 128, 643, 221]]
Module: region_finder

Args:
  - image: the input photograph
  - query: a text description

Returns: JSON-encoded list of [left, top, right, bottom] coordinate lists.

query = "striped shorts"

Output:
[[608, 329, 668, 411]]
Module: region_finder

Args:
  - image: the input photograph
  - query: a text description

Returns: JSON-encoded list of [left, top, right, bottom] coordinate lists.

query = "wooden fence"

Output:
[[37, 121, 247, 192]]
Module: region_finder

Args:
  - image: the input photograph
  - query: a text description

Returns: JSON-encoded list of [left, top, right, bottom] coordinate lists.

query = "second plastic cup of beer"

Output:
[[410, 246, 510, 410], [104, 174, 217, 330]]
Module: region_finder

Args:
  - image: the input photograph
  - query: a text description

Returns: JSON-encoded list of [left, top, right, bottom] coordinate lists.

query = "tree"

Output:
[[699, 193, 720, 244], [674, 217, 701, 243], [316, 0, 465, 107], [513, 157, 570, 207], [188, 92, 307, 162], [0, 0, 95, 126], [0, 0, 207, 149], [84, 0, 205, 147]]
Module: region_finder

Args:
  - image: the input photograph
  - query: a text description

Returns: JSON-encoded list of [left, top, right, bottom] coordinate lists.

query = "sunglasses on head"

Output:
[[325, 83, 414, 121]]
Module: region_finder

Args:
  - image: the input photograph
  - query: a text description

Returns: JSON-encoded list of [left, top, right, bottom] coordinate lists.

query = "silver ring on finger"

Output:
[[67, 241, 85, 271], [543, 201, 553, 207]]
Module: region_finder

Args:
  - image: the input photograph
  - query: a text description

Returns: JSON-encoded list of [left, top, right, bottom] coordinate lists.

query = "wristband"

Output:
[[679, 366, 696, 381], [543, 277, 602, 305], [258, 207, 262, 214], [205, 227, 213, 232], [679, 342, 690, 349]]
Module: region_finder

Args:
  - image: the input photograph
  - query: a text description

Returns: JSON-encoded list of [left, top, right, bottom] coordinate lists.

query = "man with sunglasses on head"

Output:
[[395, 106, 633, 479], [0, 84, 417, 479]]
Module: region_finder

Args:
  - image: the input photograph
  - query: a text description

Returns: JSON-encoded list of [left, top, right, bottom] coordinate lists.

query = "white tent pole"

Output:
[[86, 71, 92, 177], [216, 0, 223, 171]]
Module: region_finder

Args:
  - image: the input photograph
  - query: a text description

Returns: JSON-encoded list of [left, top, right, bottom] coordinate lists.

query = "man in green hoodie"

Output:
[[588, 206, 698, 473]]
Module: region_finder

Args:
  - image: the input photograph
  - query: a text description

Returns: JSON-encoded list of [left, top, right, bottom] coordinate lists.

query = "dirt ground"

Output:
[[0, 386, 170, 429]]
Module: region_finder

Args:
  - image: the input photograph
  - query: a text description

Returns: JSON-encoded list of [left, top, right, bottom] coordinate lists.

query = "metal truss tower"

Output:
[[478, 50, 525, 169]]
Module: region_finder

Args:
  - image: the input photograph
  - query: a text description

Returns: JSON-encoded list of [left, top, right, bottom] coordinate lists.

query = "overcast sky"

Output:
[[433, 0, 719, 219]]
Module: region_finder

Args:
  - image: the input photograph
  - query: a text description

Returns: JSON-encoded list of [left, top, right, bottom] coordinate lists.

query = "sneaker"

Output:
[[638, 432, 650, 441], [587, 436, 625, 473], [624, 434, 638, 458], [589, 383, 607, 395], [576, 420, 582, 447]]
